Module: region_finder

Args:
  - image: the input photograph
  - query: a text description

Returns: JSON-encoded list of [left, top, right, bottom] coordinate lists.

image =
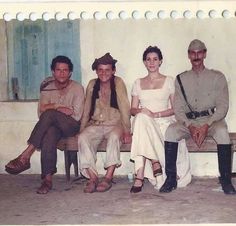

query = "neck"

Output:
[[100, 81, 111, 89], [148, 71, 161, 80], [55, 80, 70, 89], [192, 64, 205, 73]]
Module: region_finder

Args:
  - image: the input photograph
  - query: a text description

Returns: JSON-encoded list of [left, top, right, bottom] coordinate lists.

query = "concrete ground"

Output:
[[0, 174, 236, 225]]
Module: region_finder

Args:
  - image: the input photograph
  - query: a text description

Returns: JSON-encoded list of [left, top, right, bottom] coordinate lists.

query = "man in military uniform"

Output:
[[160, 39, 236, 195]]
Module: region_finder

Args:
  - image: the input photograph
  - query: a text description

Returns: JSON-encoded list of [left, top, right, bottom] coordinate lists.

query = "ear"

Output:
[[159, 60, 163, 66]]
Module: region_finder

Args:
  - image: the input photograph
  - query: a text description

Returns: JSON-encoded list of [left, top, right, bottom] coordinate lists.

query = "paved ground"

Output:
[[0, 174, 236, 225]]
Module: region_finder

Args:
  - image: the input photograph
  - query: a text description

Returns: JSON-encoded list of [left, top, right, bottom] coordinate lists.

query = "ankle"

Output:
[[134, 178, 144, 187]]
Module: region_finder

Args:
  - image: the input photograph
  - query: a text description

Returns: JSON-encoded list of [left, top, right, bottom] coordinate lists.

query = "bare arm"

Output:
[[131, 94, 174, 118]]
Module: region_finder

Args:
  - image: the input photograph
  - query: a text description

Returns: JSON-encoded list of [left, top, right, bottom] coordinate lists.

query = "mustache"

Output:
[[193, 59, 201, 62]]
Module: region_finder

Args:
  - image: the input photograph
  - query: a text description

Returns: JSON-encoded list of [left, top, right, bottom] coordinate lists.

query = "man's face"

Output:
[[188, 49, 206, 67], [52, 63, 71, 84], [96, 64, 115, 83]]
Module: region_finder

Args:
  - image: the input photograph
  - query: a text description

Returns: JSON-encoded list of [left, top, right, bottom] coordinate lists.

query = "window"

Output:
[[6, 19, 81, 100]]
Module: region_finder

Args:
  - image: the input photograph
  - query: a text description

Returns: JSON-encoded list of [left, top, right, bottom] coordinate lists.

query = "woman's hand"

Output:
[[140, 108, 154, 118]]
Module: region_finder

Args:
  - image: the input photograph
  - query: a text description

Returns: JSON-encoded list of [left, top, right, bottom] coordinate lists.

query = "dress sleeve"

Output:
[[131, 79, 140, 96]]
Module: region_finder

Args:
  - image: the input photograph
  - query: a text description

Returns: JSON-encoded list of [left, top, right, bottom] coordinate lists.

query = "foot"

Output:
[[96, 177, 112, 192], [5, 155, 30, 175], [159, 178, 177, 193], [84, 179, 98, 193], [222, 183, 236, 195], [152, 161, 162, 177], [36, 179, 52, 195], [130, 178, 144, 193]]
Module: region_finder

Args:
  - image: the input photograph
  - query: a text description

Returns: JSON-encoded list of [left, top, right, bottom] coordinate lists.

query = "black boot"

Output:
[[159, 141, 178, 193], [217, 144, 236, 195]]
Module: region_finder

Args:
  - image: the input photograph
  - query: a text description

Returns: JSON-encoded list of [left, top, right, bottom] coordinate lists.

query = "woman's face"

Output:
[[96, 64, 115, 83], [143, 52, 162, 73]]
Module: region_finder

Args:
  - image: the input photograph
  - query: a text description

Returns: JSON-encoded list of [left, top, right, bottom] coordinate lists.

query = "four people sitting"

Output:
[[4, 41, 236, 195]]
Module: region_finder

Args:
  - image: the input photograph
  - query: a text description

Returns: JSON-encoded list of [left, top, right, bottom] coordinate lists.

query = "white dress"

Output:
[[130, 76, 191, 189]]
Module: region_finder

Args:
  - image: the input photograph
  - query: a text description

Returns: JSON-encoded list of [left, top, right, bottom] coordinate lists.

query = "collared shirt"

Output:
[[39, 79, 85, 121], [80, 76, 131, 133], [174, 68, 229, 127]]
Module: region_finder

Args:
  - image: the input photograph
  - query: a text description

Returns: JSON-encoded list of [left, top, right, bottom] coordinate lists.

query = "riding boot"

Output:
[[217, 144, 236, 195], [159, 141, 178, 193]]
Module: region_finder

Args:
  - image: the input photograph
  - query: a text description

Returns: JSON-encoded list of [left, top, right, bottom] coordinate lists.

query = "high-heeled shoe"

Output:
[[152, 161, 163, 177], [130, 178, 144, 193]]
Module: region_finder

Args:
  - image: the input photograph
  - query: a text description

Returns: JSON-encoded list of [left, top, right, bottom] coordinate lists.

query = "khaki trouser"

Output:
[[165, 119, 230, 144], [78, 124, 123, 178]]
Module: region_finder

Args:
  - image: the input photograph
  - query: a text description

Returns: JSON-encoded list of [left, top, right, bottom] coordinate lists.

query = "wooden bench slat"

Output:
[[97, 132, 236, 152]]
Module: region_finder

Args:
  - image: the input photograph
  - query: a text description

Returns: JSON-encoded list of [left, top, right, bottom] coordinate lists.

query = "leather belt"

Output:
[[186, 108, 215, 119]]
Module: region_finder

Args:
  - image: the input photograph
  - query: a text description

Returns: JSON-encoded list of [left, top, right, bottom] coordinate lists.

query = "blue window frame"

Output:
[[6, 19, 81, 100]]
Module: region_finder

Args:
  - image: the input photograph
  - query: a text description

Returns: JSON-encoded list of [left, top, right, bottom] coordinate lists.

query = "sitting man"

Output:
[[78, 53, 132, 193], [5, 55, 84, 194], [160, 39, 236, 195]]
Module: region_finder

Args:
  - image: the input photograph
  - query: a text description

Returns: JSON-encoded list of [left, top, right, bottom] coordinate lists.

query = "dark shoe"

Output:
[[152, 161, 163, 177], [96, 177, 113, 192], [36, 180, 52, 195], [159, 178, 177, 193], [5, 155, 30, 175], [217, 144, 236, 195], [130, 178, 144, 193], [84, 179, 98, 193], [219, 177, 236, 195]]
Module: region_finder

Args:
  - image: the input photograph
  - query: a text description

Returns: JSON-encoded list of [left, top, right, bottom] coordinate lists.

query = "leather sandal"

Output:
[[5, 155, 30, 175], [84, 179, 98, 193], [130, 178, 144, 193], [152, 161, 162, 177], [96, 177, 113, 192], [36, 180, 52, 195]]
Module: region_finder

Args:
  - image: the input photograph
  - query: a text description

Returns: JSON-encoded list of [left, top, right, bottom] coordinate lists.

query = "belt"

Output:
[[186, 108, 215, 119]]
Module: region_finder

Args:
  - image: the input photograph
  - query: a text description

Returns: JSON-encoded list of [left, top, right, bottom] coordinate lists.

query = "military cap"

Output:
[[188, 39, 207, 51], [92, 53, 117, 70]]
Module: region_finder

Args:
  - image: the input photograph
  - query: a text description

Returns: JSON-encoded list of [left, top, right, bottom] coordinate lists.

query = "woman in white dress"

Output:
[[130, 46, 191, 193]]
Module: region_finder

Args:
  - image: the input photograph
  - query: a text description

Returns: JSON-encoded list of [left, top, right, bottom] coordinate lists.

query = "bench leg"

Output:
[[64, 150, 79, 181]]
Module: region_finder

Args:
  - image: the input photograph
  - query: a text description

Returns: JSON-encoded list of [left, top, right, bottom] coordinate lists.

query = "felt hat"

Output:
[[92, 53, 117, 70]]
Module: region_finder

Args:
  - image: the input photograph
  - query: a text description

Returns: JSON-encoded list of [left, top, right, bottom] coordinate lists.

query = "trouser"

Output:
[[165, 120, 230, 144], [28, 109, 80, 178], [78, 124, 122, 178]]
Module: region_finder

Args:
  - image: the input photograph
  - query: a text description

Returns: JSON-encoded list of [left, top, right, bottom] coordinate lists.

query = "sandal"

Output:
[[130, 178, 144, 193], [36, 180, 52, 195], [84, 179, 98, 193], [5, 155, 30, 175], [152, 161, 162, 177], [96, 177, 113, 192]]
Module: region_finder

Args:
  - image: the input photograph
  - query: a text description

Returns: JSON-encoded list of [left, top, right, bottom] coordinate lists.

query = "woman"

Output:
[[130, 46, 191, 193]]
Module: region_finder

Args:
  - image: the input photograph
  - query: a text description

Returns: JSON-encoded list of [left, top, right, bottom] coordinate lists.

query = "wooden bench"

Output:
[[64, 132, 236, 181]]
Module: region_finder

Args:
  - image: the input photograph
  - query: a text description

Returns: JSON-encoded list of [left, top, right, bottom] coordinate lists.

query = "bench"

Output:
[[63, 132, 236, 181]]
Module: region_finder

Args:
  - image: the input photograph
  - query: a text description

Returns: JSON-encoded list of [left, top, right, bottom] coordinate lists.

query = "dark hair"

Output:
[[142, 46, 163, 61], [50, 55, 73, 72]]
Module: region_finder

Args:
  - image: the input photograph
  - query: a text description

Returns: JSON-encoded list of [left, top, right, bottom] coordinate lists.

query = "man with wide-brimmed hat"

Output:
[[160, 39, 236, 195], [78, 53, 132, 193]]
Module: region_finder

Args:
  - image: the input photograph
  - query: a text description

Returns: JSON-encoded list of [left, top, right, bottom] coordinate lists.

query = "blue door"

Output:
[[6, 19, 81, 100]]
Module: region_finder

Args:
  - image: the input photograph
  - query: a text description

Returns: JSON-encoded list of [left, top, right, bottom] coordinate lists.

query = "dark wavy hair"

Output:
[[142, 46, 163, 61], [50, 55, 73, 72]]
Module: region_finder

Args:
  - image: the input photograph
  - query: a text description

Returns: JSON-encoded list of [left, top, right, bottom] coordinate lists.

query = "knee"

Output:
[[165, 123, 182, 142], [40, 109, 57, 120], [107, 131, 120, 143], [211, 123, 229, 143]]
